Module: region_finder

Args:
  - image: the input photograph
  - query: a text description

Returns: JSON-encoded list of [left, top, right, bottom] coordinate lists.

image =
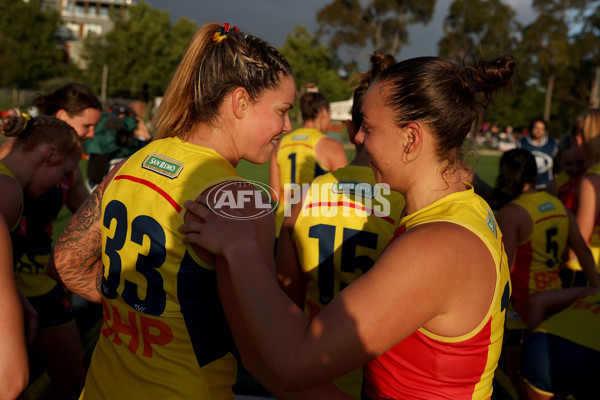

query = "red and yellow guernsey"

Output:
[[363, 184, 511, 400], [508, 191, 568, 326]]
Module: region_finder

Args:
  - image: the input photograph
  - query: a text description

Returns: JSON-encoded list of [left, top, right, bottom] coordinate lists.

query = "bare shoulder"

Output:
[[320, 136, 345, 152], [581, 173, 600, 191]]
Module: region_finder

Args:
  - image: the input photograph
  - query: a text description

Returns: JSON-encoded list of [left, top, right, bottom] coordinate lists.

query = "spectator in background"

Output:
[[84, 103, 152, 191], [270, 92, 348, 237], [516, 118, 558, 189]]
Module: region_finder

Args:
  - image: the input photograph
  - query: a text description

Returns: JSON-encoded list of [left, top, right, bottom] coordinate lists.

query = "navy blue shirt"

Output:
[[517, 135, 558, 189]]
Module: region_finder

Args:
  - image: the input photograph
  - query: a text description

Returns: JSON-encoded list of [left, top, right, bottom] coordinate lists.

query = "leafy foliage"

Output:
[[0, 0, 64, 88], [82, 2, 197, 99], [316, 0, 436, 62], [279, 26, 352, 115], [438, 0, 519, 64]]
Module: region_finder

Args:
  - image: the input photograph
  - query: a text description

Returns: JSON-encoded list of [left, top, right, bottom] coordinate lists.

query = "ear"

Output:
[[55, 109, 68, 121], [344, 119, 357, 144], [403, 122, 422, 154], [232, 87, 250, 119], [42, 144, 59, 165]]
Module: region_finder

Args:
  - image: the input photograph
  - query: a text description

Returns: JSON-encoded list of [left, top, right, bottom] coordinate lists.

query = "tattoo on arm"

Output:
[[54, 185, 104, 302]]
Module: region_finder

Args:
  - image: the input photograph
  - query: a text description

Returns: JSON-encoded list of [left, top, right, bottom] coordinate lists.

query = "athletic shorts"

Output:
[[520, 332, 600, 399], [559, 268, 588, 288], [27, 284, 75, 330]]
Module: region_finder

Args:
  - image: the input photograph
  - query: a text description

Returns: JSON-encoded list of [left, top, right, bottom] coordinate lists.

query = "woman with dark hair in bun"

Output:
[[181, 54, 516, 399], [0, 86, 98, 399], [0, 113, 82, 398]]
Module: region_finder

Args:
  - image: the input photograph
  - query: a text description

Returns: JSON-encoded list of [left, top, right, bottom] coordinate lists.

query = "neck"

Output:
[[302, 120, 324, 133], [184, 124, 240, 167], [522, 183, 537, 194], [529, 135, 544, 144], [402, 166, 466, 215], [2, 150, 40, 189]]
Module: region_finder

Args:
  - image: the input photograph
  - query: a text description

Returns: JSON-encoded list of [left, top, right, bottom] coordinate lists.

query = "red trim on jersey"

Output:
[[384, 225, 406, 251], [534, 214, 567, 224], [114, 175, 182, 213], [511, 240, 533, 318], [280, 143, 314, 150], [304, 201, 396, 225], [557, 179, 579, 214]]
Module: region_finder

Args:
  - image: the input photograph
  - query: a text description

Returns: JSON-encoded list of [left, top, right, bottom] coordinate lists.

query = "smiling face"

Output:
[[354, 81, 404, 187], [240, 74, 296, 164], [57, 107, 102, 141]]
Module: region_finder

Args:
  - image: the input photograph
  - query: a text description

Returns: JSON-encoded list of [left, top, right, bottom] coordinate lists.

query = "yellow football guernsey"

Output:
[[275, 128, 328, 236], [82, 137, 239, 399], [292, 165, 405, 398], [584, 164, 600, 272], [535, 291, 600, 352], [508, 192, 568, 328], [364, 184, 511, 399]]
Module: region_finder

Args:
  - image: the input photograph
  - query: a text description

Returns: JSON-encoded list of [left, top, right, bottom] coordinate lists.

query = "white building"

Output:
[[42, 0, 133, 67]]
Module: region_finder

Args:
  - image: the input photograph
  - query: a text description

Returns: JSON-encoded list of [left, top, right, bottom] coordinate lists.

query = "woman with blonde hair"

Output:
[[50, 23, 350, 399]]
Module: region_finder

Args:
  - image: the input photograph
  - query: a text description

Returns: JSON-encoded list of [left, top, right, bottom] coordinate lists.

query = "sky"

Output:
[[142, 0, 536, 61]]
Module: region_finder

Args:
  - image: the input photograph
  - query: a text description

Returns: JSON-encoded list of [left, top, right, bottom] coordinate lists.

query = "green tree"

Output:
[[316, 0, 436, 63], [279, 26, 351, 111], [514, 0, 600, 135], [438, 0, 519, 64], [82, 2, 197, 100], [0, 0, 64, 88]]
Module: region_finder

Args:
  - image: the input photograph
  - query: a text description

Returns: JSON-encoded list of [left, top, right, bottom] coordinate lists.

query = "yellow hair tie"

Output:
[[20, 113, 32, 134], [212, 23, 240, 43]]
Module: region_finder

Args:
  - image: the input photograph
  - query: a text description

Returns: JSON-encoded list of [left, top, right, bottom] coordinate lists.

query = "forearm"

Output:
[[52, 186, 104, 302], [222, 241, 323, 390], [218, 267, 349, 399]]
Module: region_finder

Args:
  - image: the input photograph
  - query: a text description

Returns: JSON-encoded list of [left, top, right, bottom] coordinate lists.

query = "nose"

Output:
[[355, 126, 365, 144], [86, 126, 95, 140], [283, 114, 292, 134]]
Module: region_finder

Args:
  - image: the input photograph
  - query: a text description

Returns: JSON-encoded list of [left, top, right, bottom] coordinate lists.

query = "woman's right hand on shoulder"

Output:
[[180, 195, 258, 258]]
